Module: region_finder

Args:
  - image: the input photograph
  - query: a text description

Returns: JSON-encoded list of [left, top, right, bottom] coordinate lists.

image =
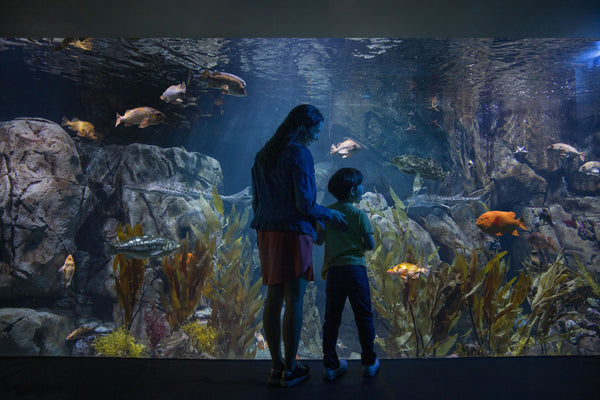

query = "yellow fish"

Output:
[[66, 324, 95, 341], [61, 117, 100, 141], [115, 107, 165, 128], [386, 262, 430, 281], [58, 254, 75, 288]]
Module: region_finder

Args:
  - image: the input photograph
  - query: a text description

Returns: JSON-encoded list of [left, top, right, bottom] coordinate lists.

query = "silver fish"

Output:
[[407, 186, 491, 209], [105, 236, 180, 259], [124, 183, 251, 204]]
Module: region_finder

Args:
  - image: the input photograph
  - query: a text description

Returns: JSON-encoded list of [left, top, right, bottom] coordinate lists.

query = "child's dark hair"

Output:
[[328, 168, 363, 201]]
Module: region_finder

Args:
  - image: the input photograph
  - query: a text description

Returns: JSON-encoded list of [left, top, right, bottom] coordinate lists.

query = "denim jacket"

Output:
[[250, 142, 332, 241]]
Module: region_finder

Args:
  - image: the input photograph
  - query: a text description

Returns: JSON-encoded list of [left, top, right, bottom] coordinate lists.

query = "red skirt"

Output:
[[257, 231, 314, 285]]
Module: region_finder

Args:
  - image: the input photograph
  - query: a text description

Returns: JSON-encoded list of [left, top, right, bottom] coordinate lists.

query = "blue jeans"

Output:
[[323, 265, 376, 368]]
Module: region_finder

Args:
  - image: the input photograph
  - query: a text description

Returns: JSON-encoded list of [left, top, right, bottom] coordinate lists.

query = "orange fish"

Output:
[[66, 324, 95, 341], [330, 139, 361, 158], [61, 117, 100, 140], [476, 211, 528, 236], [58, 254, 75, 287], [115, 107, 165, 128], [386, 262, 430, 281]]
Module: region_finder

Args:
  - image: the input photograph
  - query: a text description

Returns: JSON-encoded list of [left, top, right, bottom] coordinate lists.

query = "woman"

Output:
[[251, 104, 346, 388]]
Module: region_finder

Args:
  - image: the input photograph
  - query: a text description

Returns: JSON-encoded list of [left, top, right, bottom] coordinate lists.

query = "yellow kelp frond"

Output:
[[161, 233, 216, 331]]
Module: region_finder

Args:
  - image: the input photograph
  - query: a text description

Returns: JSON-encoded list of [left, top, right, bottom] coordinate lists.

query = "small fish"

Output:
[[115, 107, 165, 128], [526, 232, 558, 252], [476, 211, 528, 236], [563, 218, 577, 229], [466, 159, 474, 169], [58, 254, 75, 288], [160, 81, 186, 104], [578, 161, 600, 176], [330, 139, 361, 158], [66, 323, 97, 341], [387, 262, 430, 281], [255, 331, 268, 350], [406, 122, 416, 132], [546, 143, 585, 162], [61, 117, 99, 140], [536, 208, 554, 226], [196, 69, 247, 97], [105, 236, 180, 259]]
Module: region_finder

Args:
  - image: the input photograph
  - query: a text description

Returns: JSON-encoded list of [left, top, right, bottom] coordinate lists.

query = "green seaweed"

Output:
[[112, 223, 147, 330], [198, 190, 264, 358]]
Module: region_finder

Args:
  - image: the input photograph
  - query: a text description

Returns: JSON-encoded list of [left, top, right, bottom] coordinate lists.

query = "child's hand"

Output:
[[330, 209, 347, 229]]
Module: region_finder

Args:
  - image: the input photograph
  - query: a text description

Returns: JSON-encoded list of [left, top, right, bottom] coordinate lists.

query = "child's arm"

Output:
[[363, 233, 375, 251]]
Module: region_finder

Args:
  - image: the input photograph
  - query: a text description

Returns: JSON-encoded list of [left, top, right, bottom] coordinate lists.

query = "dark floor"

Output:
[[0, 356, 598, 400]]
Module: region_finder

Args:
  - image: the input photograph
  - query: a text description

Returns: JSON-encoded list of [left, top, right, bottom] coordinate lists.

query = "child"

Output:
[[317, 167, 380, 381]]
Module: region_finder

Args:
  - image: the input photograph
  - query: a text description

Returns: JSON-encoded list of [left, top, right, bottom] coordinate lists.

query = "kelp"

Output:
[[367, 188, 460, 357], [200, 187, 264, 358], [160, 234, 216, 332], [112, 223, 147, 329], [458, 251, 532, 354], [513, 252, 584, 355]]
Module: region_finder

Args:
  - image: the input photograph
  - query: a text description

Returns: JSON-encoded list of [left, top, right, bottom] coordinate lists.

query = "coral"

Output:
[[143, 306, 168, 349], [112, 223, 147, 329], [160, 234, 215, 331], [92, 327, 146, 357], [182, 320, 219, 355]]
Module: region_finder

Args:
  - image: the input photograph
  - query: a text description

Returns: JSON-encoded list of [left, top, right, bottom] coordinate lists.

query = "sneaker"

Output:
[[363, 358, 380, 377], [268, 369, 283, 386], [280, 362, 310, 388], [324, 359, 348, 381]]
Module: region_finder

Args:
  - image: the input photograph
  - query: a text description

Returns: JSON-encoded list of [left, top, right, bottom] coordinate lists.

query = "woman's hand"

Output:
[[330, 209, 347, 229]]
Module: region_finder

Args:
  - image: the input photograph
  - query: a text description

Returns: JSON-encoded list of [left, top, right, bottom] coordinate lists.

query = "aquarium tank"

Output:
[[1, 38, 600, 359]]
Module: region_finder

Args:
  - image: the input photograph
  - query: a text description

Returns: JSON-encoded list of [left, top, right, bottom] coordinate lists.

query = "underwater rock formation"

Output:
[[81, 141, 223, 246], [0, 118, 93, 298], [357, 192, 440, 265], [0, 308, 69, 356], [490, 142, 547, 208]]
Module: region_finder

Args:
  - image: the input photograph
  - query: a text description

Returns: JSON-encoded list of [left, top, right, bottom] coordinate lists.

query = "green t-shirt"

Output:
[[321, 201, 374, 279]]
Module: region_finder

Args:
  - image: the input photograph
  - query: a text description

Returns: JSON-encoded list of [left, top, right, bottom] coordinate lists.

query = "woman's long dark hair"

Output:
[[255, 104, 324, 173]]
